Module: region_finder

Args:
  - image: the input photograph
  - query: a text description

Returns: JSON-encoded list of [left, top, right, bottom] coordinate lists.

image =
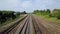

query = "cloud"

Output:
[[6, 0, 20, 6], [0, 0, 20, 10], [21, 1, 32, 8], [0, 0, 60, 12], [32, 0, 55, 9]]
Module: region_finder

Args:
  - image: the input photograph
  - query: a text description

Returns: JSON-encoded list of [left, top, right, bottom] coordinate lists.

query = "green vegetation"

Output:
[[33, 9, 60, 25], [0, 16, 21, 27], [52, 9, 60, 19], [0, 10, 26, 27]]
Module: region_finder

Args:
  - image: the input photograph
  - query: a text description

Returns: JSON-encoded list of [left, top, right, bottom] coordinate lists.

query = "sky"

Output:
[[0, 0, 60, 13]]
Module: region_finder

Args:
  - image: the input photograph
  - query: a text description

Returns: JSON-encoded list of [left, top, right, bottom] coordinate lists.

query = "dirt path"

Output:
[[32, 14, 60, 34]]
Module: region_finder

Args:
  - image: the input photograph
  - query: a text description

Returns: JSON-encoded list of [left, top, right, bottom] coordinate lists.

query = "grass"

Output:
[[34, 14, 60, 26], [0, 16, 22, 27]]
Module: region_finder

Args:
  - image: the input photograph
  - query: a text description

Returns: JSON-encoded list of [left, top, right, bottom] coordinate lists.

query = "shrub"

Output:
[[49, 14, 54, 17], [57, 15, 60, 19]]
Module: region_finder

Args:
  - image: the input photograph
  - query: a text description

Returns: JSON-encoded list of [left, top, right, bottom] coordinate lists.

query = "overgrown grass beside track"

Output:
[[34, 13, 60, 25], [0, 16, 21, 27], [33, 9, 60, 25], [0, 10, 27, 27]]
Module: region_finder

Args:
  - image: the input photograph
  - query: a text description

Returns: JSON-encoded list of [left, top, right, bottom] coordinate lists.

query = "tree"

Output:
[[23, 11, 27, 14], [52, 9, 60, 19], [15, 12, 20, 16], [46, 9, 51, 13], [52, 9, 60, 17], [0, 11, 17, 24]]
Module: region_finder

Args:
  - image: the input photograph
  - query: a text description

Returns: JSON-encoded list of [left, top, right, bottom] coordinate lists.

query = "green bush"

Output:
[[49, 14, 55, 17], [49, 14, 53, 17], [57, 15, 60, 19], [0, 11, 20, 24], [52, 9, 60, 17]]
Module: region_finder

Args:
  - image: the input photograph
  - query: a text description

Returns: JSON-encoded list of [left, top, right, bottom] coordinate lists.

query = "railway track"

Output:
[[32, 16, 42, 34], [24, 15, 30, 34], [0, 14, 43, 34], [1, 14, 59, 34], [19, 15, 30, 34], [0, 15, 28, 34]]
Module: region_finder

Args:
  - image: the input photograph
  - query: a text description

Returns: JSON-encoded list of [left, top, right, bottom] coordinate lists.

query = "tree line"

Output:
[[33, 9, 60, 19], [0, 10, 27, 24]]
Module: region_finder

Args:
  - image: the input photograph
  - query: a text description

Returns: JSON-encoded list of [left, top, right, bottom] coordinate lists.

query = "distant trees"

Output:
[[15, 12, 20, 16], [33, 10, 40, 14], [33, 9, 60, 19], [20, 11, 27, 14], [0, 10, 20, 24], [52, 9, 60, 19], [0, 10, 27, 24], [33, 9, 51, 15], [45, 9, 51, 14], [52, 9, 60, 16], [23, 11, 27, 14]]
